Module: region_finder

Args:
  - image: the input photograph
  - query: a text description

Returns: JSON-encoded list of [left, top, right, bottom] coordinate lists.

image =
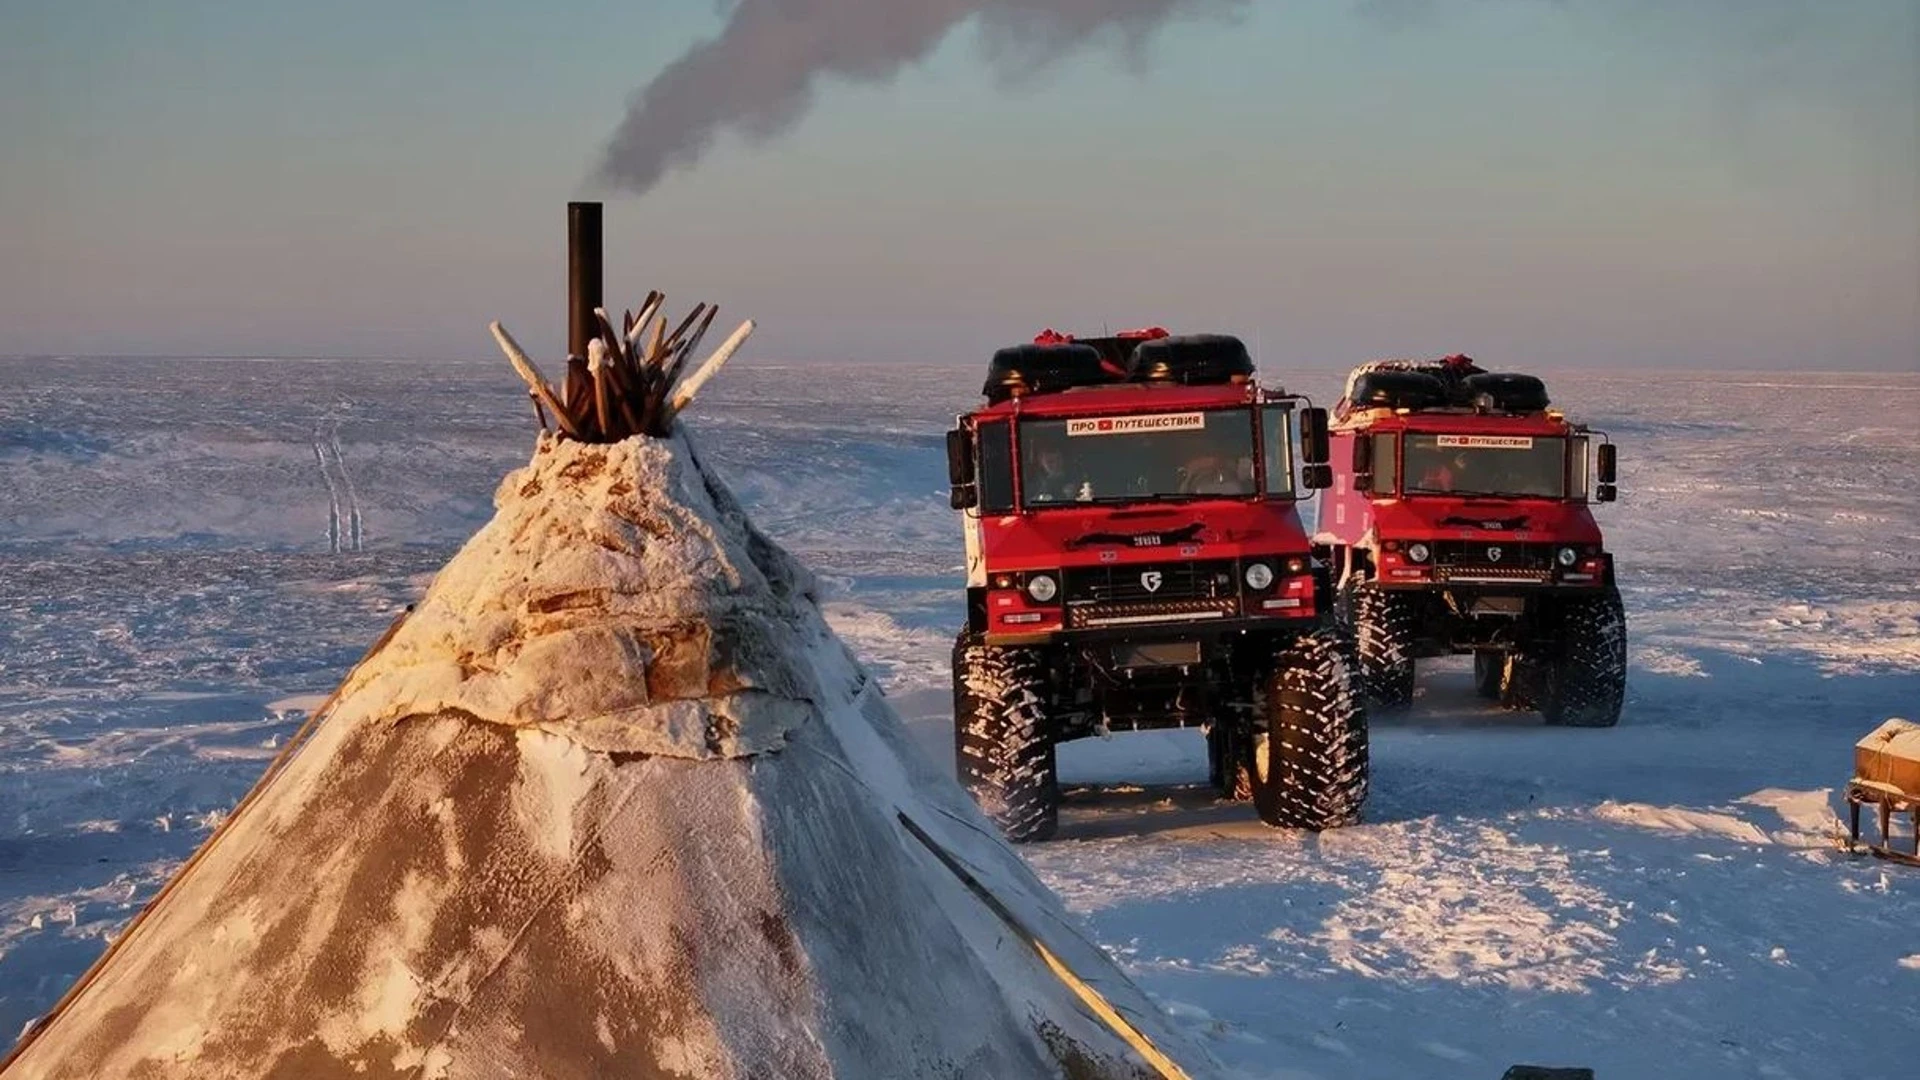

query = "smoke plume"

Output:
[[596, 0, 1245, 195]]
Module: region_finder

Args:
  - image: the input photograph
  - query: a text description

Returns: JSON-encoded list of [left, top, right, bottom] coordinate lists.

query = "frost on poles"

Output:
[[1, 211, 1212, 1080], [1319, 355, 1628, 728], [946, 329, 1365, 842]]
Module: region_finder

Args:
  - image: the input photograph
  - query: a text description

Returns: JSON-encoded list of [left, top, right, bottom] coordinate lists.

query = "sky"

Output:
[[2, 0, 1916, 371]]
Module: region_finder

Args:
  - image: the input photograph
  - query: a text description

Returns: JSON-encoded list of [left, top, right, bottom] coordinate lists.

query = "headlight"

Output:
[[1244, 562, 1275, 590], [1026, 573, 1059, 602], [1405, 542, 1431, 564], [1557, 547, 1578, 567]]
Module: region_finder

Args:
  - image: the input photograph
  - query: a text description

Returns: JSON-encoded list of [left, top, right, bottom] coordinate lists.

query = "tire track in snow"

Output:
[[310, 414, 363, 553], [311, 424, 342, 554], [327, 420, 363, 551]]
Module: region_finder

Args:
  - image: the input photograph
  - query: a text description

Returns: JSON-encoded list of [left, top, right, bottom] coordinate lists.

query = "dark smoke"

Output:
[[596, 0, 1246, 195]]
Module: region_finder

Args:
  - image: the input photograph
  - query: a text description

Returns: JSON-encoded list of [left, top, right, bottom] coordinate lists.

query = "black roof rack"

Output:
[[1343, 360, 1552, 414], [1459, 372, 1550, 412], [1349, 369, 1448, 410], [982, 343, 1111, 402], [1127, 334, 1255, 385]]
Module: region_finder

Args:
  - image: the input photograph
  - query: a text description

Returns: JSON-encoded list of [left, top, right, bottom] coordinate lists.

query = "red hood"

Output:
[[980, 500, 1310, 571], [1365, 496, 1603, 546]]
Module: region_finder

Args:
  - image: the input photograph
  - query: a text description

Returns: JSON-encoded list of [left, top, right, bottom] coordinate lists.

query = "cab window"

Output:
[[1261, 405, 1295, 497], [977, 420, 1014, 512]]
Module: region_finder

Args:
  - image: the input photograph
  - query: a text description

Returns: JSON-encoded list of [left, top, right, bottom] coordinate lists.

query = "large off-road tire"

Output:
[[1540, 589, 1627, 728], [1472, 651, 1505, 699], [1349, 582, 1417, 712], [1247, 631, 1368, 830], [952, 632, 1059, 842]]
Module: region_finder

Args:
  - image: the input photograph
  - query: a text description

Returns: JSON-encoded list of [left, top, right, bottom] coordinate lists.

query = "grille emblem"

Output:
[[1141, 570, 1164, 593], [1486, 546, 1503, 563]]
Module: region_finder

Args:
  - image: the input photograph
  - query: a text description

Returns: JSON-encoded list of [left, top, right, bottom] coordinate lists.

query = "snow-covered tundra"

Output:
[[1, 358, 1915, 1078]]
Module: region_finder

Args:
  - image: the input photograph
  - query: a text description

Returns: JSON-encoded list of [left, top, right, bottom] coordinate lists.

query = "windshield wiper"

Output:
[[1083, 493, 1203, 505]]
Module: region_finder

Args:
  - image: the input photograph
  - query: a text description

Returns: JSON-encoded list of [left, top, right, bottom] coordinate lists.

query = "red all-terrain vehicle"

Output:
[[945, 329, 1366, 842], [1317, 357, 1626, 726]]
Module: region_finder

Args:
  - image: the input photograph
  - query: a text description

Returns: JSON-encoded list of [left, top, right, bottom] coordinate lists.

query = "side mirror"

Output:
[[946, 428, 975, 487], [1596, 442, 1617, 485], [1595, 483, 1617, 503], [946, 428, 978, 509], [1298, 407, 1330, 466], [1303, 463, 1333, 491]]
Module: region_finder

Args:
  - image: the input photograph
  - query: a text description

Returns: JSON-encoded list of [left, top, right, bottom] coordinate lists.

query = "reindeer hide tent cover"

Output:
[[3, 428, 1212, 1079]]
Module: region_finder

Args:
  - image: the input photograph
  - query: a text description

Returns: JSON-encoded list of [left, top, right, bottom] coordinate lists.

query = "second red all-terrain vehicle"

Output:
[[1316, 356, 1626, 726]]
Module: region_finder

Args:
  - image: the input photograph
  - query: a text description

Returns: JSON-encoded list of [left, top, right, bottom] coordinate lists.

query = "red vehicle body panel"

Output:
[[982, 501, 1314, 573], [966, 381, 1320, 643], [1319, 404, 1611, 592]]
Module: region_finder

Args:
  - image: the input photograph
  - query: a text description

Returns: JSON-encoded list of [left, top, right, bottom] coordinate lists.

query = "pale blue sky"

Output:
[[3, 1, 1915, 369]]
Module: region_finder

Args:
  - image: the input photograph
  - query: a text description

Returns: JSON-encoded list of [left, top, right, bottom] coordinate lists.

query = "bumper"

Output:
[[1373, 574, 1609, 591], [983, 614, 1316, 649]]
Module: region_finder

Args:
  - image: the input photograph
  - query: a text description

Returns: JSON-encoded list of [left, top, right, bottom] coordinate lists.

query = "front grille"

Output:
[[1435, 565, 1552, 585], [1067, 598, 1239, 629], [1064, 559, 1238, 606], [1433, 541, 1548, 570]]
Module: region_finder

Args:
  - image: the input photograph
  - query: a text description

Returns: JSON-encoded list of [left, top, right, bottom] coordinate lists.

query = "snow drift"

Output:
[[3, 431, 1207, 1079]]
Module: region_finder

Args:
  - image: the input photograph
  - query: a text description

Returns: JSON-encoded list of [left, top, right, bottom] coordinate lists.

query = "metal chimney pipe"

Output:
[[567, 201, 603, 360]]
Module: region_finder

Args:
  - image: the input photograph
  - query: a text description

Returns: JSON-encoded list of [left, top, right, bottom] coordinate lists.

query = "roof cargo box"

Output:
[[1348, 369, 1448, 410], [1127, 334, 1255, 385], [1460, 372, 1551, 412], [982, 343, 1110, 401]]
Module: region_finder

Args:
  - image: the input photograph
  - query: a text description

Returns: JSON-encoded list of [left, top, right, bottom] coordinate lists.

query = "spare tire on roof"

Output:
[[1460, 372, 1550, 412], [982, 343, 1110, 402], [1347, 370, 1447, 411], [1127, 334, 1255, 385]]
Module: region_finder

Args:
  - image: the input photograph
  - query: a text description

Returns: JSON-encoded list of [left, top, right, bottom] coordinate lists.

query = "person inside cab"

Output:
[[1179, 454, 1254, 496], [1419, 451, 1472, 492], [1027, 446, 1090, 502]]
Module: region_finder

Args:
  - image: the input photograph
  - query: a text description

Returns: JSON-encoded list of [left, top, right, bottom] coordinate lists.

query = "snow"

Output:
[[3, 357, 1918, 1077], [321, 432, 821, 759]]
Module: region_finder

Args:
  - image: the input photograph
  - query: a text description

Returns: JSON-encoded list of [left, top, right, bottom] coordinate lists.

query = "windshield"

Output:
[[1402, 434, 1567, 498], [1018, 408, 1259, 506]]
